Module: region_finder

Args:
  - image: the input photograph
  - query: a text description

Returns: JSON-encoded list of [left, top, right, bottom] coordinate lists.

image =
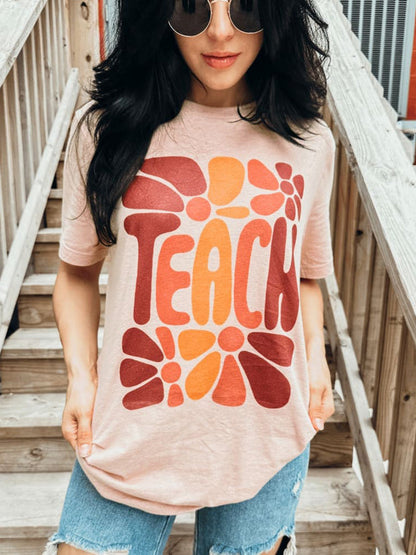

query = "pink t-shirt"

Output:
[[59, 98, 336, 515]]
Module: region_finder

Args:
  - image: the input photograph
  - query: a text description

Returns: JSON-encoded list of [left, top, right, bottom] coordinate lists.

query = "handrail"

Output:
[[0, 0, 48, 89], [0, 0, 79, 352], [317, 0, 416, 552], [321, 0, 416, 340]]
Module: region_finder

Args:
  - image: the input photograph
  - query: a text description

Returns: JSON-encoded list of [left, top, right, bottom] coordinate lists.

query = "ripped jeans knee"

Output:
[[42, 531, 131, 555], [207, 526, 297, 555]]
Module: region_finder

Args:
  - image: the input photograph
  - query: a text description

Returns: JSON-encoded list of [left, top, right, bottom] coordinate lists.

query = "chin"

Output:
[[197, 70, 245, 90]]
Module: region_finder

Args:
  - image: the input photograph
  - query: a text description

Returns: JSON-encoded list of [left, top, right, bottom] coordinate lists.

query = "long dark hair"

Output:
[[72, 0, 330, 248]]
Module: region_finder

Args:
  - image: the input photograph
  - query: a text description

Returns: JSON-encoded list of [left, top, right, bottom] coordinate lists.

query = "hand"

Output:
[[307, 355, 335, 432], [61, 374, 98, 457]]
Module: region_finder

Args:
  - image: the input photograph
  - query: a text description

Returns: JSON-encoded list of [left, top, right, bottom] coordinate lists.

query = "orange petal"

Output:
[[186, 197, 211, 221], [168, 384, 184, 407], [248, 159, 279, 190], [161, 362, 181, 383], [155, 327, 175, 359], [251, 192, 285, 215], [185, 352, 221, 400], [178, 329, 216, 360], [218, 326, 245, 352], [212, 355, 246, 406], [208, 157, 244, 206], [215, 206, 250, 218]]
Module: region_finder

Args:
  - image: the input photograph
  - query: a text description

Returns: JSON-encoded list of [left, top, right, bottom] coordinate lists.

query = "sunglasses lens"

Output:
[[230, 0, 262, 32], [169, 0, 211, 36]]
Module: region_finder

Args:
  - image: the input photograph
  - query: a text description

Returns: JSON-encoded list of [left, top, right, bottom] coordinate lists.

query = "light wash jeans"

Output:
[[42, 442, 310, 555]]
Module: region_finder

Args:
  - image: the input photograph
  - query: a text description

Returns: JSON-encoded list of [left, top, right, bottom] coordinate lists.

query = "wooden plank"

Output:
[[405, 438, 416, 555], [17, 43, 36, 190], [40, 3, 54, 129], [0, 531, 376, 555], [9, 63, 26, 214], [0, 467, 373, 540], [0, 171, 7, 273], [0, 389, 351, 469], [0, 358, 69, 394], [48, 0, 61, 106], [44, 197, 62, 227], [17, 293, 106, 327], [342, 174, 360, 324], [33, 14, 49, 147], [0, 69, 80, 354], [360, 242, 388, 408], [33, 242, 110, 274], [389, 326, 416, 519], [0, 76, 18, 241], [67, 0, 100, 108], [0, 393, 63, 438], [333, 146, 349, 294], [372, 277, 405, 459], [0, 326, 104, 359], [20, 272, 107, 294], [55, 156, 64, 188], [329, 123, 340, 243], [56, 0, 69, 89], [350, 200, 373, 364], [27, 32, 42, 167], [321, 271, 405, 554]]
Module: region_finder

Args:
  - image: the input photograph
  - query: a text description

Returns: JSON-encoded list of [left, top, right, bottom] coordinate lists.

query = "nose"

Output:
[[206, 0, 235, 40]]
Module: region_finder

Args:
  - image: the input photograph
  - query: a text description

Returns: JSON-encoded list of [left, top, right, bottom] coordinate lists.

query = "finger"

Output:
[[309, 386, 325, 430], [61, 412, 78, 451], [77, 414, 93, 457], [321, 386, 335, 417]]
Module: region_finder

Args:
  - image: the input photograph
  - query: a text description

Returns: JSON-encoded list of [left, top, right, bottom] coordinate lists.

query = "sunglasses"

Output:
[[168, 0, 263, 37]]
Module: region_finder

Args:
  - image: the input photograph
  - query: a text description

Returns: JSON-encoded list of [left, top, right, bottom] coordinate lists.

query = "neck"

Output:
[[187, 79, 253, 108]]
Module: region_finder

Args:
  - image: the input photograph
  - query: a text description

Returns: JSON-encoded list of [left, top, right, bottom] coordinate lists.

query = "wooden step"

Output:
[[33, 228, 110, 273], [0, 327, 104, 393], [55, 153, 64, 189], [0, 390, 352, 472], [0, 467, 375, 554], [45, 189, 63, 228], [0, 327, 336, 391], [17, 273, 107, 327]]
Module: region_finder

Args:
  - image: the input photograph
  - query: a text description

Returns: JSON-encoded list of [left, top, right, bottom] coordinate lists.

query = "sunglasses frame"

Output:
[[168, 0, 264, 37]]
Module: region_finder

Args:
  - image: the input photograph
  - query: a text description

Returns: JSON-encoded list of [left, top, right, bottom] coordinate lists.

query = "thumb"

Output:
[[309, 387, 325, 431], [77, 414, 93, 457]]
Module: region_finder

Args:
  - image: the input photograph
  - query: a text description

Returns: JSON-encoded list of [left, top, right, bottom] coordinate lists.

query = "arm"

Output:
[[299, 277, 335, 431], [52, 258, 105, 456], [53, 259, 103, 379]]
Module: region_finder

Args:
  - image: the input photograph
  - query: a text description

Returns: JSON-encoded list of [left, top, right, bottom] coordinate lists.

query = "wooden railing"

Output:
[[0, 0, 80, 351], [318, 0, 416, 553]]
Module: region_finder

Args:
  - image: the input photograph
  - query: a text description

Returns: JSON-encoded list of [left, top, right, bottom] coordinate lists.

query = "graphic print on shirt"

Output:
[[119, 156, 305, 411]]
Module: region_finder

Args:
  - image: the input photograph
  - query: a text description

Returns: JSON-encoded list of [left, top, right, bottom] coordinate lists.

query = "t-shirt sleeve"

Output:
[[58, 109, 109, 266], [299, 127, 336, 279]]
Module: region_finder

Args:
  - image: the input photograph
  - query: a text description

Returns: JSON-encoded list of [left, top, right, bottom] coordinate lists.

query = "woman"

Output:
[[43, 0, 335, 553]]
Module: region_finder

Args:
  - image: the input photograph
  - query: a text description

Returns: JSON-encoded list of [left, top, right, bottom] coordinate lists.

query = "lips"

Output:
[[203, 51, 240, 57], [202, 52, 240, 68]]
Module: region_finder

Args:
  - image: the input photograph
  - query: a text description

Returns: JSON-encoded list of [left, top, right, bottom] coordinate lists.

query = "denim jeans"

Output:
[[42, 441, 310, 555]]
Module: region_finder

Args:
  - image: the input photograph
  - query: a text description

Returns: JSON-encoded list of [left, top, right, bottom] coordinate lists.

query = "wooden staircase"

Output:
[[0, 148, 376, 554]]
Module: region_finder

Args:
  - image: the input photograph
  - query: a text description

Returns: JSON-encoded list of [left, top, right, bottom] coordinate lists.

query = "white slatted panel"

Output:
[[340, 0, 416, 117]]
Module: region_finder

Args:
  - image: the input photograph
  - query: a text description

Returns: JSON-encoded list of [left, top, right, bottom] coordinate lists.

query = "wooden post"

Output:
[[66, 0, 100, 108]]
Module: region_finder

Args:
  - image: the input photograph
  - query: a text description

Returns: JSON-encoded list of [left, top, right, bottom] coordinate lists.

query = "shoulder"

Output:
[[299, 117, 336, 156], [67, 99, 99, 164], [74, 98, 96, 122], [72, 99, 102, 141]]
